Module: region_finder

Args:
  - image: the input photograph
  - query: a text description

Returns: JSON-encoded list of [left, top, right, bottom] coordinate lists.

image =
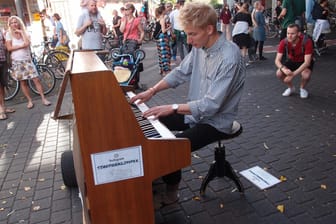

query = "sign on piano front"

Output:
[[91, 146, 144, 185]]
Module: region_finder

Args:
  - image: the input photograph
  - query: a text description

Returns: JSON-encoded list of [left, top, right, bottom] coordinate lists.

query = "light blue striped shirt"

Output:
[[164, 33, 246, 133]]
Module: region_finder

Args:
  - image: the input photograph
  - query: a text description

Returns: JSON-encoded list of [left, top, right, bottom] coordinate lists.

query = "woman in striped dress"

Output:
[[154, 5, 171, 76]]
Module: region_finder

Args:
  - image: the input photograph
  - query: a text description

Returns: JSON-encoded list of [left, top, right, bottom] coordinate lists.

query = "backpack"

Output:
[[283, 34, 312, 61]]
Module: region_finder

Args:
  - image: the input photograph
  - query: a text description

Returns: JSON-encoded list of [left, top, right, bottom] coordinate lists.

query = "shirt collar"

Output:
[[202, 32, 225, 54]]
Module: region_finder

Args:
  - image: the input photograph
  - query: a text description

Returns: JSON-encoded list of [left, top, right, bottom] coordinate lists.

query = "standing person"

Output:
[[232, 3, 253, 65], [275, 24, 314, 99], [293, 0, 306, 32], [5, 16, 51, 109], [169, 0, 189, 62], [130, 2, 246, 207], [219, 3, 232, 40], [153, 5, 172, 76], [112, 9, 122, 39], [75, 0, 107, 50], [274, 0, 283, 30], [40, 9, 55, 45], [278, 0, 296, 40], [120, 3, 145, 53], [0, 30, 15, 120], [53, 13, 70, 50], [165, 2, 174, 59], [251, 1, 267, 60], [312, 0, 330, 44]]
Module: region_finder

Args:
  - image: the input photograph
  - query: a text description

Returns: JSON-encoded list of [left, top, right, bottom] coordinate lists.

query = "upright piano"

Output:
[[55, 50, 191, 224]]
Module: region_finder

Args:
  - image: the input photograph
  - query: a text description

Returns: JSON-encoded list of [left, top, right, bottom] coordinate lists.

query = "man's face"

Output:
[[184, 25, 213, 49], [287, 27, 299, 43], [88, 1, 98, 14], [165, 4, 172, 11]]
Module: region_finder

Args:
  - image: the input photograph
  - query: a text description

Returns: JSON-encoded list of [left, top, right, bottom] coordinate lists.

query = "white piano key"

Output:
[[127, 91, 176, 139]]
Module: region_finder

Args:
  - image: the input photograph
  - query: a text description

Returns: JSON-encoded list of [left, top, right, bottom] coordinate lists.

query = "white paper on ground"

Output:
[[239, 166, 280, 190]]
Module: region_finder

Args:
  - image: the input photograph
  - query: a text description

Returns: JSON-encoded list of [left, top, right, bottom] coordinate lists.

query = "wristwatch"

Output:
[[172, 104, 179, 114]]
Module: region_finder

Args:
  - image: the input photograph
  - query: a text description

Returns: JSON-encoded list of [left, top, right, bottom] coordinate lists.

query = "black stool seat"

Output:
[[200, 121, 244, 195]]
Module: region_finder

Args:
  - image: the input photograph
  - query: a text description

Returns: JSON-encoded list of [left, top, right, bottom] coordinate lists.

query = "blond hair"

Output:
[[7, 16, 29, 38], [179, 2, 217, 30]]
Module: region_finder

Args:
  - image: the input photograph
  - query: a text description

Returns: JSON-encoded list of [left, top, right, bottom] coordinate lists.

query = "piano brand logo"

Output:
[[109, 155, 124, 163]]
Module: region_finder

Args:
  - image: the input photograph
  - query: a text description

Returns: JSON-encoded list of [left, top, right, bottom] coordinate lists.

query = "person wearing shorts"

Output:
[[275, 24, 314, 99]]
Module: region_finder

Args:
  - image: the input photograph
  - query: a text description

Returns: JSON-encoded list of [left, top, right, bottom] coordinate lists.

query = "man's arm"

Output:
[[293, 54, 312, 76], [98, 14, 107, 35], [137, 22, 144, 43], [275, 52, 285, 71], [75, 15, 91, 36], [278, 7, 287, 20]]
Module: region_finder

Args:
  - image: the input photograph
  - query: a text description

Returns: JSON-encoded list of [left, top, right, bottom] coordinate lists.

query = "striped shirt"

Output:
[[164, 33, 246, 134]]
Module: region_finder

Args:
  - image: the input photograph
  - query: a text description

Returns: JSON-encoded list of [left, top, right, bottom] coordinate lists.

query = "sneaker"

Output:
[[282, 87, 295, 96], [259, 56, 267, 60], [300, 88, 309, 98]]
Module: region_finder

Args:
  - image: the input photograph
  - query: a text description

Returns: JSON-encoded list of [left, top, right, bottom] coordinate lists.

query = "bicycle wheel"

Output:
[[134, 49, 146, 61], [28, 64, 56, 95], [111, 48, 122, 61], [266, 23, 278, 39], [45, 51, 69, 79], [4, 71, 20, 101]]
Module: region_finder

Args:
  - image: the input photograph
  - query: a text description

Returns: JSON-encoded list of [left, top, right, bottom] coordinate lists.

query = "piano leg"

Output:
[[200, 145, 244, 195]]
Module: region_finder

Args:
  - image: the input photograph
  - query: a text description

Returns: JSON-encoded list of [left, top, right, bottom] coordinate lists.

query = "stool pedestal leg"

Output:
[[200, 145, 244, 195]]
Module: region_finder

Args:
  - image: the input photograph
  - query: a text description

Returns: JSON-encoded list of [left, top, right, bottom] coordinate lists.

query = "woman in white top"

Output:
[[5, 16, 50, 109]]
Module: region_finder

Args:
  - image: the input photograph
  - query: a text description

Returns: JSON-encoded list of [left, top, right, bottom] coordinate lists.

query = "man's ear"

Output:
[[207, 25, 215, 35]]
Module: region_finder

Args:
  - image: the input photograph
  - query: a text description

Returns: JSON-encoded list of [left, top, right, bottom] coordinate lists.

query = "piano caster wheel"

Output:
[[61, 150, 78, 188], [200, 146, 244, 196]]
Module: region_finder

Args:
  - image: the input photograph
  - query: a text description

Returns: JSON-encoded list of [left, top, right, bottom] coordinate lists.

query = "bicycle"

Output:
[[31, 41, 69, 79], [101, 31, 122, 69], [265, 17, 280, 39], [4, 54, 56, 101]]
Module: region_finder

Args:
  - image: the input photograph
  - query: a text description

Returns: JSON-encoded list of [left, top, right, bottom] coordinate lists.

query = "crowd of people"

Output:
[[0, 0, 334, 215]]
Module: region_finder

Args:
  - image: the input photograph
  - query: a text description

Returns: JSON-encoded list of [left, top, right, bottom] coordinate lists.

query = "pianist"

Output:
[[130, 2, 246, 208]]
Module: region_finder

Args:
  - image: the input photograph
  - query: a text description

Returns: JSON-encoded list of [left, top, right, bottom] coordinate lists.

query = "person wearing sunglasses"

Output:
[[275, 23, 314, 99], [120, 3, 144, 48]]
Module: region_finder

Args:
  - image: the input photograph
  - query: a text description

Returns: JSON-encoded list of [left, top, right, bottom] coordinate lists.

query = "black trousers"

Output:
[[159, 114, 231, 185], [0, 62, 8, 87]]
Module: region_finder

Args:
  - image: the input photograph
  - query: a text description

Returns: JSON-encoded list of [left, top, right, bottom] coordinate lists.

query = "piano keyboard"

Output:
[[126, 91, 176, 139]]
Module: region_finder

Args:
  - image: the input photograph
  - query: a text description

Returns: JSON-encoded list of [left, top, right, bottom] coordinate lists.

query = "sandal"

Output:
[[42, 100, 51, 106], [5, 108, 15, 113], [27, 102, 34, 109], [0, 112, 7, 120]]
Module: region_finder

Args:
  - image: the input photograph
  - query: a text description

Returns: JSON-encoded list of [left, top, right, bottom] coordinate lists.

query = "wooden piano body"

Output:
[[58, 51, 191, 224]]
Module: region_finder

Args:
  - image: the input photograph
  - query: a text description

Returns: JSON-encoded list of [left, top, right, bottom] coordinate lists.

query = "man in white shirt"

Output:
[[169, 0, 189, 61]]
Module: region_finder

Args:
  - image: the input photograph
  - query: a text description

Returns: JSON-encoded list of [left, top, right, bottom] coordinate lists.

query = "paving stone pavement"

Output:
[[0, 38, 335, 224]]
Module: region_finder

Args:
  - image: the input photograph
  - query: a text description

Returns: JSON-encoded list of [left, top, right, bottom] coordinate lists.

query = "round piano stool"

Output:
[[61, 150, 78, 188], [200, 121, 244, 196]]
